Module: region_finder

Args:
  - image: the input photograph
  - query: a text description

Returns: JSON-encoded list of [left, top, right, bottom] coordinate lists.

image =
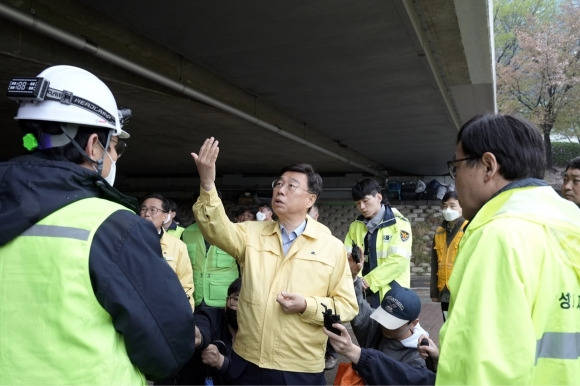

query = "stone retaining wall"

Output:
[[175, 199, 441, 275]]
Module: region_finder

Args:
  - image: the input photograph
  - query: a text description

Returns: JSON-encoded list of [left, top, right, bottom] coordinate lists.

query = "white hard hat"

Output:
[[14, 65, 129, 138]]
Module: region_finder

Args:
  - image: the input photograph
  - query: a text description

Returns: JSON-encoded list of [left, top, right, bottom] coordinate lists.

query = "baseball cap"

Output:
[[370, 281, 421, 330]]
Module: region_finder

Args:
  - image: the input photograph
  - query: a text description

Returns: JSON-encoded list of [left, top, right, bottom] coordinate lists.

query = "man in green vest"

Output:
[[182, 191, 239, 309], [0, 65, 196, 385]]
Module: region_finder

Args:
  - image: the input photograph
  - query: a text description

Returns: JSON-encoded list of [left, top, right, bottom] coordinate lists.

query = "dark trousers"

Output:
[[441, 301, 449, 322], [325, 339, 336, 358], [229, 351, 326, 385]]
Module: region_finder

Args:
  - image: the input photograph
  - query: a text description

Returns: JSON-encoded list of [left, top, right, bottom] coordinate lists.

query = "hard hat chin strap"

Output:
[[59, 124, 112, 177], [95, 133, 114, 177]]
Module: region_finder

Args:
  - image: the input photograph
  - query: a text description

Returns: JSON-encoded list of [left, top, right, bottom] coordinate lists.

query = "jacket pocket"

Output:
[[212, 248, 236, 268]]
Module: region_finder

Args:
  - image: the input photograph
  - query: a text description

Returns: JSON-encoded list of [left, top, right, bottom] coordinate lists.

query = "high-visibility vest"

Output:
[[0, 198, 144, 385], [182, 223, 239, 307], [437, 185, 580, 384], [433, 220, 468, 292], [345, 207, 412, 300]]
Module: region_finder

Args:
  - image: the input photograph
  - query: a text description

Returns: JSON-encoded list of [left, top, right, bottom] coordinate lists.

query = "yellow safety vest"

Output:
[[433, 220, 468, 292], [0, 198, 144, 385]]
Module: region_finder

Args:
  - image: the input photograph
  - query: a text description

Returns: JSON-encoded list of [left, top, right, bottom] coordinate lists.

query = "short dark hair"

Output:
[[166, 198, 178, 212], [457, 114, 545, 180], [235, 207, 251, 217], [442, 190, 459, 203], [351, 178, 381, 201], [258, 203, 272, 212], [141, 193, 169, 212], [19, 120, 110, 164], [278, 163, 323, 198], [228, 277, 242, 296], [565, 156, 580, 172]]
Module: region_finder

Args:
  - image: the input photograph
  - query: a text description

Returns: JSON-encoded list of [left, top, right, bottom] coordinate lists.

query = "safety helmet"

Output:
[[14, 65, 129, 138]]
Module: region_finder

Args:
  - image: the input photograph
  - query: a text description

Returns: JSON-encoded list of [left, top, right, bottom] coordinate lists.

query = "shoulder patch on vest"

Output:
[[400, 230, 410, 242]]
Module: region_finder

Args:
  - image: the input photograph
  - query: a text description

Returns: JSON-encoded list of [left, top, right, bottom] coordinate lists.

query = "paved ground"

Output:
[[323, 276, 443, 385]]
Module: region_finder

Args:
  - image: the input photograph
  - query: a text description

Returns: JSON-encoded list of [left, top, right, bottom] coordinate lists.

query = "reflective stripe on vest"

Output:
[[536, 332, 580, 363], [0, 197, 144, 384], [21, 224, 90, 240]]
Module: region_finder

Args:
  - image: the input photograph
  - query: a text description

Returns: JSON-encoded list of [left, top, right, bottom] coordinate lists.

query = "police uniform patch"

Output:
[[383, 235, 391, 242], [400, 230, 410, 242]]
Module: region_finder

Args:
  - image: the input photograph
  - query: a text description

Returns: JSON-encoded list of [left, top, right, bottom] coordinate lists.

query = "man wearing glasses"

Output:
[[314, 114, 580, 386], [0, 65, 196, 384], [140, 193, 195, 312], [437, 114, 580, 384], [191, 137, 358, 385]]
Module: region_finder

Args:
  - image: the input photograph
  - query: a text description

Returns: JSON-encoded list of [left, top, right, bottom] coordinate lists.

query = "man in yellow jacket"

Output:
[[437, 114, 580, 384], [191, 137, 358, 385], [140, 193, 195, 312]]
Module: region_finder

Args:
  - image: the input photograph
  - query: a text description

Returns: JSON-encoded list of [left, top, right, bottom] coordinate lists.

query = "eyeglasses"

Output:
[[447, 156, 480, 179], [100, 139, 127, 159], [272, 178, 312, 193], [110, 139, 127, 159], [227, 296, 239, 304], [139, 206, 167, 215]]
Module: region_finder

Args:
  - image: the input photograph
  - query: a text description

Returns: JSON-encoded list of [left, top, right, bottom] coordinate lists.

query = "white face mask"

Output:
[[163, 215, 172, 225], [256, 212, 267, 221], [103, 150, 116, 186], [442, 208, 460, 222]]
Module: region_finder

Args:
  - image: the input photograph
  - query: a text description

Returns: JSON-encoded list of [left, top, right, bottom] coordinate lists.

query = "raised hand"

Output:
[[191, 137, 219, 192]]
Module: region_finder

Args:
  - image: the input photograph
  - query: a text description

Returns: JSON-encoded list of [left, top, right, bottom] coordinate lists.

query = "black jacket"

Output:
[[0, 154, 195, 381], [354, 347, 436, 385], [175, 306, 234, 385]]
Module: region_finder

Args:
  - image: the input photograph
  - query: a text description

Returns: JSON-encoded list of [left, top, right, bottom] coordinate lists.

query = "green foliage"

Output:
[[551, 142, 580, 166], [494, 0, 557, 65], [494, 0, 580, 167]]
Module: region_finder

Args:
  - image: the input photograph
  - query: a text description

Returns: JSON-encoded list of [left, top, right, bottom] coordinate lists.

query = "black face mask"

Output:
[[225, 307, 238, 331]]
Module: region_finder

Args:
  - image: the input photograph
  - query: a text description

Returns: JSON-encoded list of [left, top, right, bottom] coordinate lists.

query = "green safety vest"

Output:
[[182, 223, 239, 307], [0, 197, 144, 385]]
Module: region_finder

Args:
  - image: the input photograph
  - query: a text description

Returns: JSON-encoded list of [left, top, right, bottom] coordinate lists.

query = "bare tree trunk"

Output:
[[542, 125, 553, 170]]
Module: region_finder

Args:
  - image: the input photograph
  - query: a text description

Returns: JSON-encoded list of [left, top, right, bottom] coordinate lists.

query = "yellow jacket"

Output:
[[193, 187, 358, 373], [437, 183, 580, 385], [160, 230, 195, 312]]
